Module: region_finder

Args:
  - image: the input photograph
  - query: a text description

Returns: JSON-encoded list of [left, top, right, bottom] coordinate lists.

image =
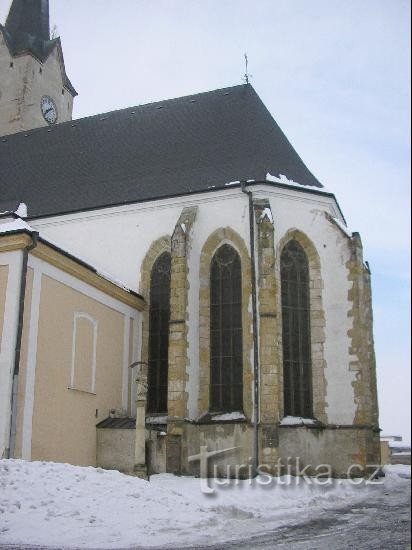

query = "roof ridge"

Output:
[[0, 83, 253, 139], [1, 81, 326, 218], [72, 83, 253, 123]]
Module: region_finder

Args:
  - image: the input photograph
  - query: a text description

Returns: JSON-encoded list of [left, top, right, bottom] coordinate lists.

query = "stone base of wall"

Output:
[[97, 422, 381, 479], [179, 423, 380, 478], [96, 428, 136, 474], [183, 422, 253, 478], [278, 425, 381, 477], [97, 427, 167, 475], [149, 430, 167, 473]]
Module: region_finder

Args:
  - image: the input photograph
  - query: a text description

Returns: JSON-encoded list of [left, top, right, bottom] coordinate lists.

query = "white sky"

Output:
[[1, 0, 410, 442]]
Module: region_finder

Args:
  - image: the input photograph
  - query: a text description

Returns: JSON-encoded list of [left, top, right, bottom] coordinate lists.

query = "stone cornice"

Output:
[[0, 231, 33, 252]]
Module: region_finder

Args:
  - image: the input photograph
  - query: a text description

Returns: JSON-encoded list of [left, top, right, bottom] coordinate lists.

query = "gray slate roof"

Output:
[[0, 84, 322, 219], [0, 0, 76, 95], [96, 417, 136, 430], [6, 0, 50, 43], [0, 199, 20, 215]]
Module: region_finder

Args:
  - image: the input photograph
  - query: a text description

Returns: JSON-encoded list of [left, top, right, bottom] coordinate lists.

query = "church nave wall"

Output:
[[0, 236, 143, 466]]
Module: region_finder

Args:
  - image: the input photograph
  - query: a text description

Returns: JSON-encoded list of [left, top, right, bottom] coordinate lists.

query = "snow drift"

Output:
[[0, 460, 409, 549]]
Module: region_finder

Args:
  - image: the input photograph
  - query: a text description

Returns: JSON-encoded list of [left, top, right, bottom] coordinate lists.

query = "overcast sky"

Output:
[[1, 0, 410, 442]]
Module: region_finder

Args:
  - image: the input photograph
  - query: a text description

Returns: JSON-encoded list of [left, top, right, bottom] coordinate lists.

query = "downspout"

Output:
[[8, 230, 38, 458], [241, 182, 260, 476]]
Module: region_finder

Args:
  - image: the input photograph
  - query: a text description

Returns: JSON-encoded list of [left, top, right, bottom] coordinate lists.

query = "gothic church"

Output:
[[0, 0, 380, 477]]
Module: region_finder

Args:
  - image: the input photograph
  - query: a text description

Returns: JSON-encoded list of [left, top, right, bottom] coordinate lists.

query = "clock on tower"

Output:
[[40, 96, 58, 125], [0, 0, 77, 136]]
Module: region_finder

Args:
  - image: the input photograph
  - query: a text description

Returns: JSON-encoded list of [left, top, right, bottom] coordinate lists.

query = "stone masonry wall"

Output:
[[168, 207, 197, 423], [254, 200, 280, 466], [347, 233, 380, 435]]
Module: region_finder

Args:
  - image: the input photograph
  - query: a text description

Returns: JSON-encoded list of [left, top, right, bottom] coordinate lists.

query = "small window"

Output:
[[9, 61, 14, 68], [210, 244, 243, 412], [281, 240, 313, 417], [147, 252, 171, 413]]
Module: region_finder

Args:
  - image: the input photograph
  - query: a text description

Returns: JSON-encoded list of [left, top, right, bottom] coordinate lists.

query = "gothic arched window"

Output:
[[148, 252, 171, 413], [281, 240, 313, 417], [210, 244, 243, 412]]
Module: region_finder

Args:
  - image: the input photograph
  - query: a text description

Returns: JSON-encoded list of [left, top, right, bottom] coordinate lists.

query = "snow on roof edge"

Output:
[[0, 218, 35, 234], [266, 172, 330, 193]]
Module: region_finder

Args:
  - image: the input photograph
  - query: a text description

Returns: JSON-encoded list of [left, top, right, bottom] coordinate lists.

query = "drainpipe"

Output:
[[241, 182, 259, 476], [8, 230, 38, 458]]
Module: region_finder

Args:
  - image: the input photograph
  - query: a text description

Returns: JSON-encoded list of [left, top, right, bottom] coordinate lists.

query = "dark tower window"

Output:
[[210, 244, 243, 412], [148, 252, 171, 413], [281, 240, 313, 417]]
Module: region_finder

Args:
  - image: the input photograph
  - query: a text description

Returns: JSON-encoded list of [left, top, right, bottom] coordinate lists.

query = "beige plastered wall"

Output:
[[14, 267, 34, 458], [14, 274, 136, 467]]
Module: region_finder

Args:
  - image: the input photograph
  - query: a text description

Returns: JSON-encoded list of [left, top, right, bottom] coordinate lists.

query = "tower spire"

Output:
[[5, 0, 50, 42]]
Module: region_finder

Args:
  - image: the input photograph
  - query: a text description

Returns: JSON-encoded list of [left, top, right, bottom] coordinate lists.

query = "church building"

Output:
[[0, 0, 380, 477]]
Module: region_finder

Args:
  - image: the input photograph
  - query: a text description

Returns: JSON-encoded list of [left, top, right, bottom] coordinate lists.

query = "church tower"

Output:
[[0, 0, 77, 136]]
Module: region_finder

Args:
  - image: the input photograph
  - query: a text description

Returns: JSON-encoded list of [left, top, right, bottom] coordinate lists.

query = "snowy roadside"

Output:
[[0, 460, 410, 549]]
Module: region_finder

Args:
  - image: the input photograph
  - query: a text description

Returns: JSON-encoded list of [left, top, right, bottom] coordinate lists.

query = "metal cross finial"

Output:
[[243, 53, 251, 84]]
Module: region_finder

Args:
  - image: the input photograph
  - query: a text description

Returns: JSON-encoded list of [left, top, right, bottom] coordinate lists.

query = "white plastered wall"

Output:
[[260, 188, 357, 424], [30, 185, 357, 425]]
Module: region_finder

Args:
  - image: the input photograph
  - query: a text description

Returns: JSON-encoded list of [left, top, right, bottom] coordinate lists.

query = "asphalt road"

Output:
[[199, 478, 411, 550]]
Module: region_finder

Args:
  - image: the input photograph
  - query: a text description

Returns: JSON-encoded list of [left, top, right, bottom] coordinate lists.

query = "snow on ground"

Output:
[[0, 460, 409, 549], [383, 464, 411, 480]]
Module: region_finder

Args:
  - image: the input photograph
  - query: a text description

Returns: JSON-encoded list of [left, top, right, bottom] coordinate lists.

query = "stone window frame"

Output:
[[280, 240, 313, 418], [276, 229, 327, 423], [198, 228, 253, 419], [209, 244, 243, 413], [139, 236, 172, 402], [147, 251, 172, 414]]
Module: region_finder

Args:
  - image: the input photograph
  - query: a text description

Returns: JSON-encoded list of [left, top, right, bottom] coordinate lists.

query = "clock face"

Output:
[[40, 96, 58, 125]]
